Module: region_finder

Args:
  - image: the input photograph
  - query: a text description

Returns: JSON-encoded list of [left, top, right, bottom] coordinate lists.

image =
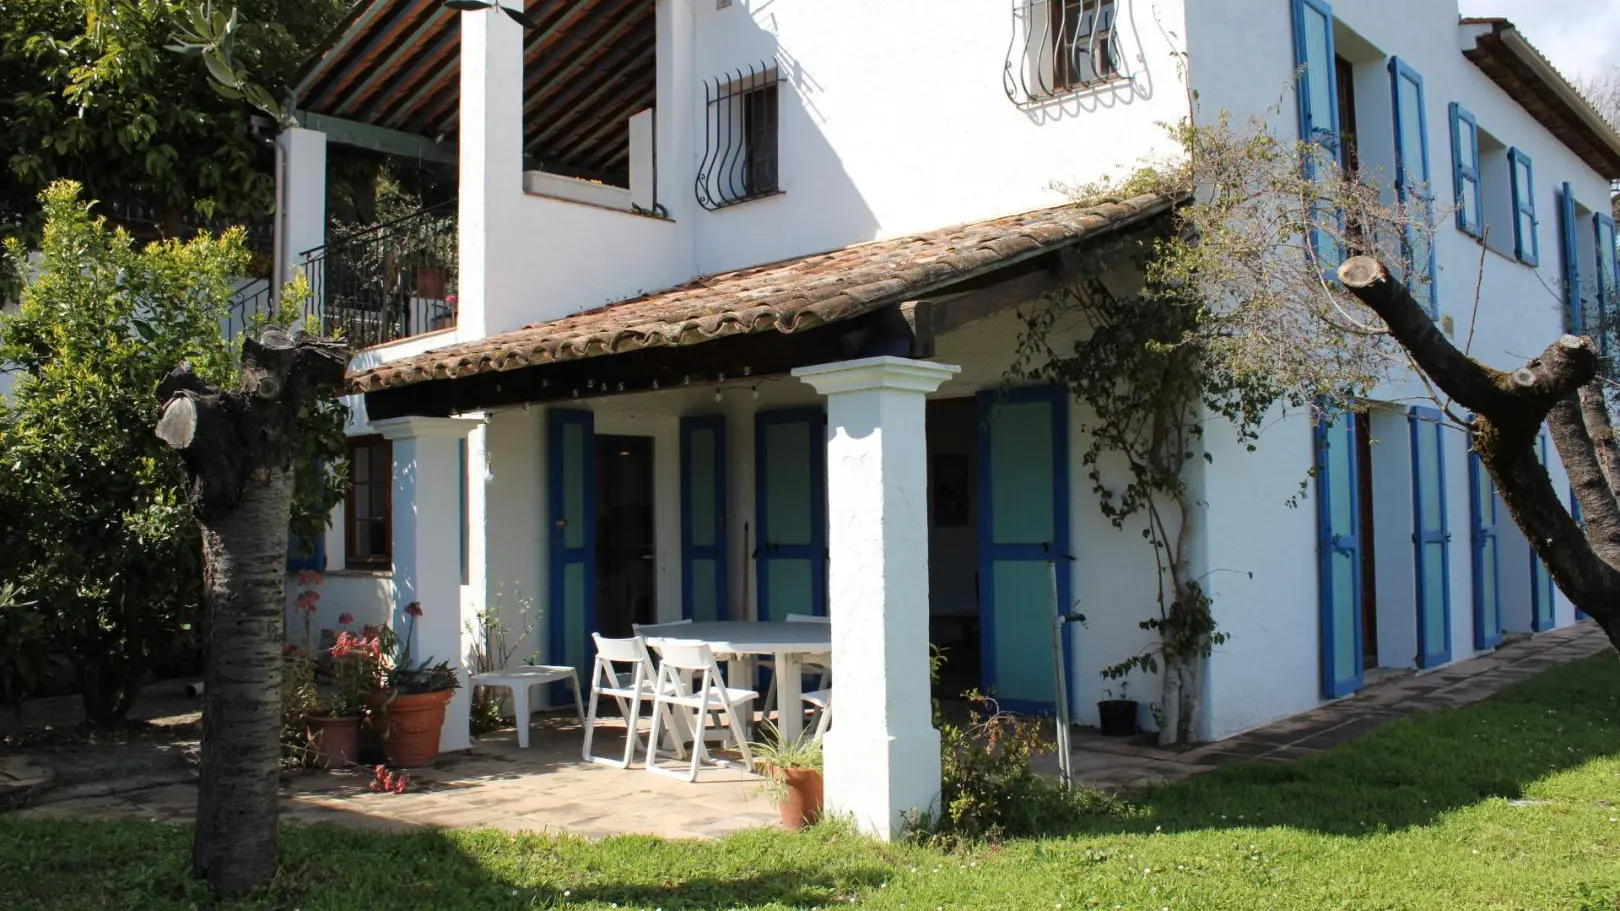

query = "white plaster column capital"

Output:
[[372, 415, 485, 442], [793, 356, 961, 396]]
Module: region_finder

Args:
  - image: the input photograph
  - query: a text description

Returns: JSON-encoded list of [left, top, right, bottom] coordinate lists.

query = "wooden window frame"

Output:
[[345, 434, 393, 571], [1051, 0, 1119, 93]]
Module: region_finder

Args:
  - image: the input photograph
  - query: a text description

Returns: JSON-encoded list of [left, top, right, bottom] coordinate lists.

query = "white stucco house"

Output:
[[269, 0, 1620, 835]]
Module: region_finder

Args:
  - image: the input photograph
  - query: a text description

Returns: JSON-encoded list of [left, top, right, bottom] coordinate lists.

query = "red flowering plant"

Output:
[[325, 613, 380, 717]]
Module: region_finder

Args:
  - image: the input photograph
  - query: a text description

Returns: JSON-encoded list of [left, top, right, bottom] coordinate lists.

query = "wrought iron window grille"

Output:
[[695, 62, 782, 211], [1004, 0, 1130, 106]]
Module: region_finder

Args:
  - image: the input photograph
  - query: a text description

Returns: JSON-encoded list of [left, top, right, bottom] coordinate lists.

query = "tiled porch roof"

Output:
[[347, 193, 1175, 394]]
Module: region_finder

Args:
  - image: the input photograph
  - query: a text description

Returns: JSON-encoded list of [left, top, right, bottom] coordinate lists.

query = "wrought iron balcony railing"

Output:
[[296, 202, 459, 350]]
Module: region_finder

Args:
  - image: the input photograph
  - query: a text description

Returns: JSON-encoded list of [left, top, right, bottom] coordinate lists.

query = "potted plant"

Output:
[[307, 612, 375, 769], [1096, 681, 1139, 738], [365, 601, 461, 768], [284, 572, 362, 769], [750, 725, 824, 830]]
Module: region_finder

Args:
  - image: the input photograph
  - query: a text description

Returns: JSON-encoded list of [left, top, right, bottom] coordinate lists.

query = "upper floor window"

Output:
[[1004, 0, 1128, 105], [346, 435, 392, 570], [1052, 0, 1120, 92], [1509, 148, 1539, 266], [696, 64, 781, 211]]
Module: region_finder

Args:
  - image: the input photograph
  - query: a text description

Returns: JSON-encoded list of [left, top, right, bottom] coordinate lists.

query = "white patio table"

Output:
[[638, 621, 831, 744]]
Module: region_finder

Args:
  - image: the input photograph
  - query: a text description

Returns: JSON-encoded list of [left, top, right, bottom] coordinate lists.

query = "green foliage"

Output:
[[0, 182, 347, 721], [923, 692, 1131, 846], [0, 181, 240, 722], [0, 0, 344, 258], [0, 583, 48, 709]]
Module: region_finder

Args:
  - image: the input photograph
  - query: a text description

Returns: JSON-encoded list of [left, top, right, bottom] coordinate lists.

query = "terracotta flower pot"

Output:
[[305, 714, 362, 769], [776, 768, 824, 829], [372, 690, 453, 768]]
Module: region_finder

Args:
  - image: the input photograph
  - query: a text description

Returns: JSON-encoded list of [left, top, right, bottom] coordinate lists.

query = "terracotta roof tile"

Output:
[[348, 193, 1174, 394]]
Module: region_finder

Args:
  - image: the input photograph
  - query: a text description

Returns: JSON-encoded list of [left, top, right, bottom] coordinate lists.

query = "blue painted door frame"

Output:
[[976, 385, 1073, 714], [547, 409, 597, 681], [754, 408, 827, 621], [1468, 449, 1503, 650], [1409, 407, 1452, 668], [680, 415, 729, 622], [1315, 409, 1364, 698]]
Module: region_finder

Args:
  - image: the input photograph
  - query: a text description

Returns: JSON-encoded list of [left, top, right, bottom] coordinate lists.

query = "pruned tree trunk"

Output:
[[1338, 257, 1620, 651], [156, 328, 347, 896]]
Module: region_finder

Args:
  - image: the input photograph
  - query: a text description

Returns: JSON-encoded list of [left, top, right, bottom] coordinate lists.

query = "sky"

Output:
[[1457, 0, 1620, 86]]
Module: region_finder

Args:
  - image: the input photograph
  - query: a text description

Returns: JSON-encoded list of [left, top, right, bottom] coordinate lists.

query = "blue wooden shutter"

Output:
[[1569, 486, 1587, 621], [680, 415, 728, 622], [977, 385, 1072, 714], [1391, 58, 1437, 315], [1594, 213, 1617, 356], [754, 408, 827, 621], [1559, 183, 1583, 333], [1449, 103, 1482, 237], [287, 459, 326, 572], [1409, 407, 1452, 668], [1467, 448, 1501, 650], [287, 529, 325, 572], [1291, 0, 1342, 267], [1315, 409, 1363, 697], [1530, 432, 1557, 631], [547, 409, 596, 675], [1509, 149, 1539, 266]]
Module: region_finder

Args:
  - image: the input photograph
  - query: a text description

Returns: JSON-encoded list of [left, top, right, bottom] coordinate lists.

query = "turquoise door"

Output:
[[547, 410, 596, 676], [681, 415, 728, 622], [1531, 432, 1557, 631], [1469, 449, 1502, 649], [754, 408, 826, 620], [1315, 409, 1363, 698], [1409, 407, 1452, 668], [976, 386, 1071, 714]]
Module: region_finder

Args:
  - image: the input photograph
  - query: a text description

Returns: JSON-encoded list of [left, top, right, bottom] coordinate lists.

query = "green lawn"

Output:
[[7, 653, 1620, 910]]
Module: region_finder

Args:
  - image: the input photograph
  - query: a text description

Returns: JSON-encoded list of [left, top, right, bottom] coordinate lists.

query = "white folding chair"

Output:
[[762, 613, 832, 722], [583, 634, 678, 768], [645, 642, 759, 781], [803, 687, 833, 740]]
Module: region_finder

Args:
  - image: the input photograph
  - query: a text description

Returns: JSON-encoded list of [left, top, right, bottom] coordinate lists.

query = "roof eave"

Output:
[[1463, 21, 1620, 181]]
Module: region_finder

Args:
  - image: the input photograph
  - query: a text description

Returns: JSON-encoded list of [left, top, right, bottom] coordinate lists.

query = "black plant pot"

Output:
[[1097, 699, 1139, 737]]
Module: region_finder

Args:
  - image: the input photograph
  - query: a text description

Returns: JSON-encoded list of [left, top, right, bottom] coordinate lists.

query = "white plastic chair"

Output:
[[582, 634, 677, 768], [645, 642, 759, 781], [468, 665, 583, 749]]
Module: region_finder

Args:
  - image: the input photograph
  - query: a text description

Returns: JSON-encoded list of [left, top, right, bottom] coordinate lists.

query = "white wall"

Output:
[[1199, 405, 1322, 740]]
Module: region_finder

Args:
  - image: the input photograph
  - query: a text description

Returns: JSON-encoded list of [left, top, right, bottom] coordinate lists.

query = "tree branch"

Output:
[[1579, 382, 1620, 502], [1547, 390, 1620, 567], [1337, 257, 1596, 425]]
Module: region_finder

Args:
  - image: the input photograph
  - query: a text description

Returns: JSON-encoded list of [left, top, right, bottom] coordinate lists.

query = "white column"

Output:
[[794, 355, 961, 840], [374, 415, 484, 753], [457, 6, 525, 339], [274, 127, 327, 298]]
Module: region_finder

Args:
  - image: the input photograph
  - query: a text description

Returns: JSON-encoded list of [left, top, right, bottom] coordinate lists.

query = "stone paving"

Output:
[[5, 621, 1609, 838], [1052, 622, 1611, 791]]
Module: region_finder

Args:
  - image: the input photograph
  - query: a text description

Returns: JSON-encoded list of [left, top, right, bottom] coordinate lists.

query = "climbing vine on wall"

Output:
[[1010, 108, 1437, 744]]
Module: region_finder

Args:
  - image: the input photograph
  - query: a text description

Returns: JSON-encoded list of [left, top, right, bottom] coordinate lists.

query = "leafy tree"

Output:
[[0, 181, 346, 724], [0, 0, 344, 256]]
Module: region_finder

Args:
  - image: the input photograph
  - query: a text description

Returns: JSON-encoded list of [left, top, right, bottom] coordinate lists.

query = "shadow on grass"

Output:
[[1057, 652, 1620, 839], [0, 816, 893, 910]]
